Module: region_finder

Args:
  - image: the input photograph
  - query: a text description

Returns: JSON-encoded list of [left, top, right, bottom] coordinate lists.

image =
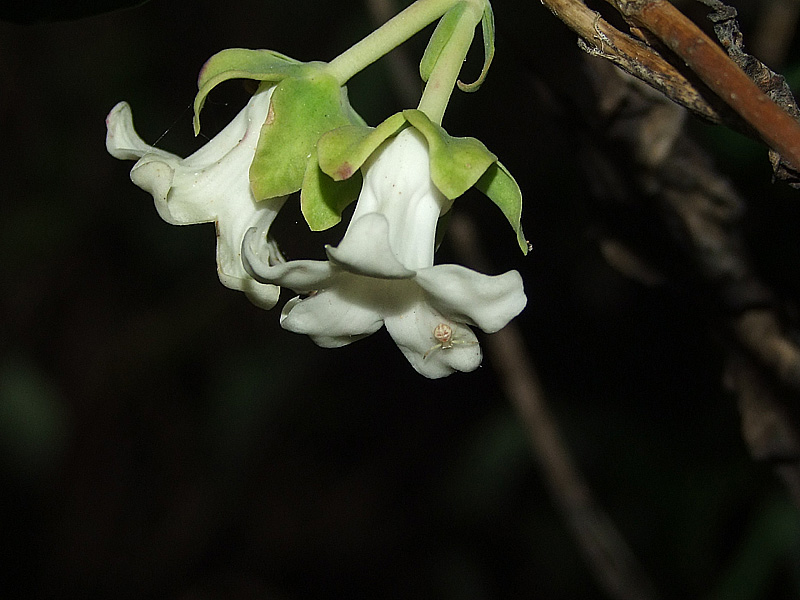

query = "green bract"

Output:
[[317, 112, 407, 181], [300, 112, 407, 231], [300, 146, 364, 231], [193, 49, 366, 202], [475, 161, 527, 254], [310, 108, 527, 253], [250, 73, 365, 200], [419, 0, 495, 93], [193, 48, 303, 135], [420, 2, 467, 83], [458, 0, 494, 92], [403, 108, 495, 199]]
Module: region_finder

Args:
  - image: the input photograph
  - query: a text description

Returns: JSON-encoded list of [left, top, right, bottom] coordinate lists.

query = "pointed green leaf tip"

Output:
[[193, 48, 303, 135], [317, 112, 407, 181], [301, 146, 364, 231], [250, 71, 365, 201], [458, 1, 495, 92], [302, 112, 406, 231], [475, 161, 528, 254], [420, 2, 467, 83], [403, 109, 496, 199]]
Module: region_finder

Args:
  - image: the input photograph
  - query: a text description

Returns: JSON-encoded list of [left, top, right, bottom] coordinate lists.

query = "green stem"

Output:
[[326, 0, 459, 85], [417, 1, 482, 124]]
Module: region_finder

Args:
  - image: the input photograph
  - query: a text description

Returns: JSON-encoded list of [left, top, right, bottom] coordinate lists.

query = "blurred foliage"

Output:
[[0, 355, 71, 477], [1, 0, 799, 598]]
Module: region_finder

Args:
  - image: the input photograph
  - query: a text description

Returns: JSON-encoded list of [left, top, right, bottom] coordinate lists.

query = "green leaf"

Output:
[[249, 72, 361, 200], [300, 147, 363, 231], [403, 109, 496, 199], [317, 112, 407, 181], [193, 48, 305, 135], [419, 2, 467, 83], [458, 1, 495, 92], [475, 161, 528, 254]]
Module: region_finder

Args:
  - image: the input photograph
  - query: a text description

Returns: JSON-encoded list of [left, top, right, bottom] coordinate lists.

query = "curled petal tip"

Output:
[[106, 101, 152, 160], [240, 226, 263, 280]]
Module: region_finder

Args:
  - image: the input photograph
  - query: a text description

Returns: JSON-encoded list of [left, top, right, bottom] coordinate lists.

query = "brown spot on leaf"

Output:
[[336, 162, 353, 180]]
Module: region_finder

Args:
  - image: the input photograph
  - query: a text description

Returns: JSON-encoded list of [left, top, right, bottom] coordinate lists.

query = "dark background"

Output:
[[1, 0, 799, 598]]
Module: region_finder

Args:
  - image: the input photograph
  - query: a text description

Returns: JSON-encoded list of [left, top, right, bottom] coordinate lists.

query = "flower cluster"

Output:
[[106, 0, 527, 378]]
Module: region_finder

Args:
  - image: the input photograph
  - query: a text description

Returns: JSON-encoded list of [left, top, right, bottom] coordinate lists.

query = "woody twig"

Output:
[[542, 0, 800, 178]]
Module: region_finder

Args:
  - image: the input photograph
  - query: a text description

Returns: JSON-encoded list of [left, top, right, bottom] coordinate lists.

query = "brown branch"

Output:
[[575, 53, 800, 508], [733, 310, 800, 395], [725, 353, 800, 506], [448, 214, 660, 600], [540, 0, 724, 122], [698, 0, 800, 184], [605, 0, 800, 171]]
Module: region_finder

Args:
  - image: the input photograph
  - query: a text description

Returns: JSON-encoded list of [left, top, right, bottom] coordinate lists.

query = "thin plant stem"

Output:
[[416, 1, 482, 124], [448, 213, 660, 600], [326, 0, 458, 84]]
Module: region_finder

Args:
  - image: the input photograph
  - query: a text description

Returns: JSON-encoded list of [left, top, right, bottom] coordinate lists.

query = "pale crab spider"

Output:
[[422, 323, 478, 359]]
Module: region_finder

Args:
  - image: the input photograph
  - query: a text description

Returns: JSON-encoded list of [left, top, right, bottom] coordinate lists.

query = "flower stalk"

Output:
[[325, 0, 460, 85]]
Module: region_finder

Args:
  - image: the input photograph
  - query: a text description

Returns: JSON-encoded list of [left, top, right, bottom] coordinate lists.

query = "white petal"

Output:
[[129, 157, 177, 222], [415, 266, 527, 333], [326, 213, 415, 279], [107, 90, 283, 308], [353, 128, 449, 269], [215, 197, 286, 309], [129, 88, 274, 226], [384, 301, 482, 378], [242, 227, 334, 292], [215, 195, 285, 279], [280, 285, 383, 347], [105, 101, 174, 161], [239, 279, 281, 310]]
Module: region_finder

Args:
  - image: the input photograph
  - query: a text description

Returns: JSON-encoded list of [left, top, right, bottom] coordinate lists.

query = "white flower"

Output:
[[105, 86, 286, 310], [243, 128, 526, 378]]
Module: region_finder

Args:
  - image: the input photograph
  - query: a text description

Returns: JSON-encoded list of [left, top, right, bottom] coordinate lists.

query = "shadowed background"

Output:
[[1, 0, 799, 598]]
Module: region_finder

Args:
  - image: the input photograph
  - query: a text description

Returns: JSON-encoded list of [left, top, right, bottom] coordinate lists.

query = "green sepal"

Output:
[[475, 161, 528, 254], [419, 2, 467, 83], [301, 146, 364, 231], [402, 109, 496, 200], [250, 72, 363, 201], [434, 210, 452, 252], [317, 112, 407, 181], [193, 48, 303, 135], [458, 1, 495, 92]]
